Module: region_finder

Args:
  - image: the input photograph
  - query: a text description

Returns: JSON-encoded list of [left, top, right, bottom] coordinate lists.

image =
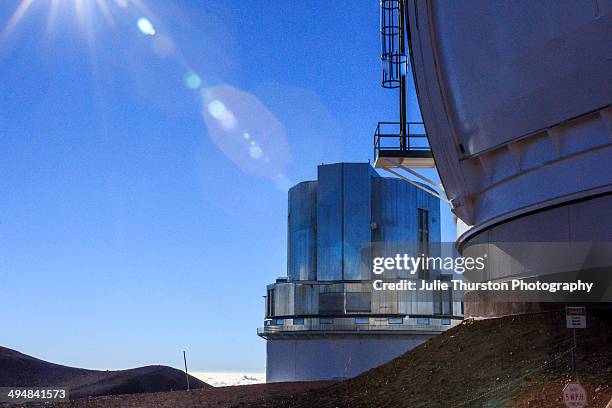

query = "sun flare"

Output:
[[1, 0, 154, 43]]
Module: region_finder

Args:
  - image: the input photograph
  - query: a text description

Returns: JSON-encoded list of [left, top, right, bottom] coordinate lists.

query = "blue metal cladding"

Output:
[[287, 181, 318, 281], [289, 163, 440, 282], [371, 178, 440, 279], [316, 164, 344, 281], [418, 183, 441, 243], [342, 163, 376, 280]]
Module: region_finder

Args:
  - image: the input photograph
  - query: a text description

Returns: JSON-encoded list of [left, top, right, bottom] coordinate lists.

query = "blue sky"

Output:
[[0, 0, 454, 372]]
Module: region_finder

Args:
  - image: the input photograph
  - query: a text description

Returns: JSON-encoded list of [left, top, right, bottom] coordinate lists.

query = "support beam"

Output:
[[380, 162, 450, 204]]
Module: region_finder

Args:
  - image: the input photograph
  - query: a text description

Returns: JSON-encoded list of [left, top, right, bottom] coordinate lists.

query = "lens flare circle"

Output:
[[137, 17, 156, 36], [201, 85, 293, 184], [184, 72, 202, 89], [249, 145, 263, 159], [207, 100, 227, 119]]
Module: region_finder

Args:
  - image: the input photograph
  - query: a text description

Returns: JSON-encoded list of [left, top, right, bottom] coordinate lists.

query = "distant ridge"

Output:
[[0, 346, 210, 400]]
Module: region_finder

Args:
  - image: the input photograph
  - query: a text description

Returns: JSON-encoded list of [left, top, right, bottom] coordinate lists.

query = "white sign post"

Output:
[[566, 307, 586, 329], [566, 306, 587, 381], [563, 382, 587, 408]]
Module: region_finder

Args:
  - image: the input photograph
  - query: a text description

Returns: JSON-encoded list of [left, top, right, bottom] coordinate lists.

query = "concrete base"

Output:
[[266, 334, 432, 382]]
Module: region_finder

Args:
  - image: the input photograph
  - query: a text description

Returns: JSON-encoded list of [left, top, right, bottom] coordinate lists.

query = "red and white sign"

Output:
[[566, 306, 586, 329], [563, 382, 587, 408]]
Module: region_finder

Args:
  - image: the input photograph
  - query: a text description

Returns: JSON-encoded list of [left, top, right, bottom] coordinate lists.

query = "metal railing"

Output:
[[374, 121, 431, 159], [257, 322, 451, 336]]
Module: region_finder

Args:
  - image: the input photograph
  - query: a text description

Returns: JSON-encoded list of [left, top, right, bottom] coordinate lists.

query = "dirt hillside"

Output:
[[18, 382, 332, 408], [264, 310, 612, 408], [9, 310, 612, 407], [0, 346, 209, 401]]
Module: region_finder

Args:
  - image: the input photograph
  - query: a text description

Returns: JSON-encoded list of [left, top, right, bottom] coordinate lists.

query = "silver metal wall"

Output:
[[406, 0, 612, 229], [342, 163, 375, 280], [316, 163, 379, 280], [266, 335, 431, 382], [267, 162, 450, 318], [316, 164, 344, 281], [461, 193, 612, 317], [287, 181, 317, 281], [285, 162, 441, 285], [405, 0, 611, 317], [268, 281, 462, 317], [371, 178, 440, 279]]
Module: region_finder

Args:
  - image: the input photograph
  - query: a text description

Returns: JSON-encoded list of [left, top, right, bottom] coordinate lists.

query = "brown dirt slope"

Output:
[[12, 310, 611, 408], [18, 382, 332, 408], [264, 310, 611, 408], [0, 346, 210, 401]]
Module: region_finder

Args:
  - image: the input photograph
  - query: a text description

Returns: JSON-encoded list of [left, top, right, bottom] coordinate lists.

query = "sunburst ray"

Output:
[[1, 0, 34, 41]]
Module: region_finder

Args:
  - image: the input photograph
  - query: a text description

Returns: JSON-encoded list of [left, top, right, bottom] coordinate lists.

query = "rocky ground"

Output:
[[15, 382, 332, 408], [8, 310, 612, 407], [263, 310, 612, 408]]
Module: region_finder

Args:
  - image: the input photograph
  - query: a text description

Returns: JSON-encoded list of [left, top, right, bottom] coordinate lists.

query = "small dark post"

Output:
[[183, 350, 190, 391], [572, 328, 577, 380]]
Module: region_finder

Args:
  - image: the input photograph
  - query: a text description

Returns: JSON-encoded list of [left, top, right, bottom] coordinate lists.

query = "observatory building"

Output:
[[258, 162, 462, 382], [373, 0, 612, 317]]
